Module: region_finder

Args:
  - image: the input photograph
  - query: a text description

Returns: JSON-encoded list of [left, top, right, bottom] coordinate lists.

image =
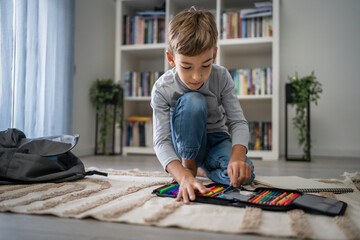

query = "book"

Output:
[[123, 14, 165, 45], [125, 116, 153, 147], [240, 7, 272, 19], [136, 11, 165, 17], [254, 176, 354, 193], [248, 121, 272, 151], [229, 67, 272, 96], [124, 71, 164, 97], [221, 10, 272, 39]]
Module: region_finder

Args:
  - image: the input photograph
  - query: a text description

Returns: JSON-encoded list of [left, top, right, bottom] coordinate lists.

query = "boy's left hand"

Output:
[[227, 160, 251, 188]]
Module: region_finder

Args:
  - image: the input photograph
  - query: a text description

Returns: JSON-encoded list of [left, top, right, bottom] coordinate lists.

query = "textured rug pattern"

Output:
[[0, 169, 360, 240]]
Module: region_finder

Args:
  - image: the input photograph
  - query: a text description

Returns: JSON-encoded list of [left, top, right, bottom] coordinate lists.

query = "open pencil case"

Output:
[[152, 183, 347, 216]]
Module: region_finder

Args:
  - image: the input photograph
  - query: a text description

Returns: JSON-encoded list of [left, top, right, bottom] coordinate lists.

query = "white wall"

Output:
[[72, 0, 360, 158], [72, 0, 115, 156], [279, 0, 360, 158]]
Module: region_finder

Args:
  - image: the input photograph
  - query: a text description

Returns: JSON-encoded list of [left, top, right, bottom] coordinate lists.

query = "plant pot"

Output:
[[285, 83, 295, 103], [285, 83, 311, 161]]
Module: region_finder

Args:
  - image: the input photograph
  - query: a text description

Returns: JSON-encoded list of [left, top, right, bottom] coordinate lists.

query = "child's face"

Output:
[[166, 48, 217, 90]]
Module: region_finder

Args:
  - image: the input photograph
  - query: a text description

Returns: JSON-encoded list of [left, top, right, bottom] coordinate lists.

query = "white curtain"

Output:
[[0, 0, 74, 138]]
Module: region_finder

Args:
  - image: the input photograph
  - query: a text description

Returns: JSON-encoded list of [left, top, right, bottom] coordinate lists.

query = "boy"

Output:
[[150, 7, 255, 204]]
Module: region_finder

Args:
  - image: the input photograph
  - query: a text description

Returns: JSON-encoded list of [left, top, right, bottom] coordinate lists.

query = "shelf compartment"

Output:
[[123, 101, 153, 121], [219, 38, 272, 70], [219, 38, 272, 56], [121, 48, 165, 73], [241, 100, 272, 122]]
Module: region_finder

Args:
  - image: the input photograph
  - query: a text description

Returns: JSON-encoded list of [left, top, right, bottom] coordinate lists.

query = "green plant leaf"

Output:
[[89, 78, 124, 154], [288, 71, 322, 160]]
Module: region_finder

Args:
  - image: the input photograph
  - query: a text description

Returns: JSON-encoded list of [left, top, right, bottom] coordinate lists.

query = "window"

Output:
[[0, 0, 75, 137]]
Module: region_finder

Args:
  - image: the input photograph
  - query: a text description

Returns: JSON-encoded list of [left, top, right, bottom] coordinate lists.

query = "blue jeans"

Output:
[[170, 92, 255, 185]]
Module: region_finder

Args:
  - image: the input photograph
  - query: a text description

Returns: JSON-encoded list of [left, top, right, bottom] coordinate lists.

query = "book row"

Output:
[[124, 116, 153, 147], [124, 71, 164, 97], [248, 121, 272, 151], [123, 15, 166, 45], [221, 13, 272, 39], [229, 67, 272, 96], [124, 117, 272, 151]]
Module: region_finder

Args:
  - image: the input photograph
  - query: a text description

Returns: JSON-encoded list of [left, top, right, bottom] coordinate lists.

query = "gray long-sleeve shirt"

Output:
[[150, 64, 249, 170]]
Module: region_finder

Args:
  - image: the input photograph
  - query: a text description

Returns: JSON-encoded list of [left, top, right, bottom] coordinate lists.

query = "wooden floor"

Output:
[[1, 155, 359, 240]]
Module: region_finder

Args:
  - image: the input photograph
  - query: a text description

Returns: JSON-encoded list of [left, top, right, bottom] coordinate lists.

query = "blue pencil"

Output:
[[223, 184, 233, 193]]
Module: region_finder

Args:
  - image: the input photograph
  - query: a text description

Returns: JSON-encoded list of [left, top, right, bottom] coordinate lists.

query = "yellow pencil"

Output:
[[202, 187, 224, 196]]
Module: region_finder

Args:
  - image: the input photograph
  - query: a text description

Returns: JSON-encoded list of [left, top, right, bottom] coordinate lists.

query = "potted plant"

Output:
[[89, 78, 123, 155], [287, 71, 322, 161]]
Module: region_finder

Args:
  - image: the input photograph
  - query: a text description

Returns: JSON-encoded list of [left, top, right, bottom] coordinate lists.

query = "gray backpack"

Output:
[[0, 128, 106, 184]]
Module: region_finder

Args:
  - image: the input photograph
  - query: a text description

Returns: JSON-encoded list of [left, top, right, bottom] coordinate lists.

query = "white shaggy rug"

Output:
[[0, 169, 359, 240]]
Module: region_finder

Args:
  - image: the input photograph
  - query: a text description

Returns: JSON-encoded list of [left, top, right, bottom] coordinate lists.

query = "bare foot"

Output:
[[196, 167, 207, 177]]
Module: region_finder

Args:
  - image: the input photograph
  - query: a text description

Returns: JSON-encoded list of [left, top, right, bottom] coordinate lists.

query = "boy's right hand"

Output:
[[175, 171, 210, 204], [166, 160, 211, 204]]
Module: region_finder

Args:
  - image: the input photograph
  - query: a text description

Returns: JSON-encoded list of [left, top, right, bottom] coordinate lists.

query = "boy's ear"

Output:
[[212, 47, 218, 63], [166, 50, 176, 67]]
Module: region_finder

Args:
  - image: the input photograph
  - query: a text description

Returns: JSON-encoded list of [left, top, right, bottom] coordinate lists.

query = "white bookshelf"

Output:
[[115, 0, 279, 160]]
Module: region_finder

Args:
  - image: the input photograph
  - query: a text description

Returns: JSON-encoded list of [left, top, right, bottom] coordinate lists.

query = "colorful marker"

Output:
[[156, 184, 173, 192], [167, 186, 180, 195], [159, 184, 178, 194]]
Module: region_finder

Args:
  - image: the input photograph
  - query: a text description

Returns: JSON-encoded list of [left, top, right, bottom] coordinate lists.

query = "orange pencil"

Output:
[[250, 194, 263, 203], [261, 190, 270, 196], [248, 190, 265, 203]]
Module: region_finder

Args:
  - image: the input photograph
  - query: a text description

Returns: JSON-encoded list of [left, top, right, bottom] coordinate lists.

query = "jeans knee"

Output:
[[177, 92, 207, 118], [245, 156, 255, 185], [245, 156, 254, 171]]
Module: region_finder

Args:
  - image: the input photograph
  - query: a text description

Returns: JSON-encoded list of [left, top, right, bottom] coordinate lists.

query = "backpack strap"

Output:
[[85, 170, 108, 177]]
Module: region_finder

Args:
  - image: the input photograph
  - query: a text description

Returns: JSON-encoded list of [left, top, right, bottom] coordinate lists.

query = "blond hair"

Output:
[[168, 7, 218, 56]]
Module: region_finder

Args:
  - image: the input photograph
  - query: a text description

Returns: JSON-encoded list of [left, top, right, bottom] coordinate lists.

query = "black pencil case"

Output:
[[152, 183, 347, 216]]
